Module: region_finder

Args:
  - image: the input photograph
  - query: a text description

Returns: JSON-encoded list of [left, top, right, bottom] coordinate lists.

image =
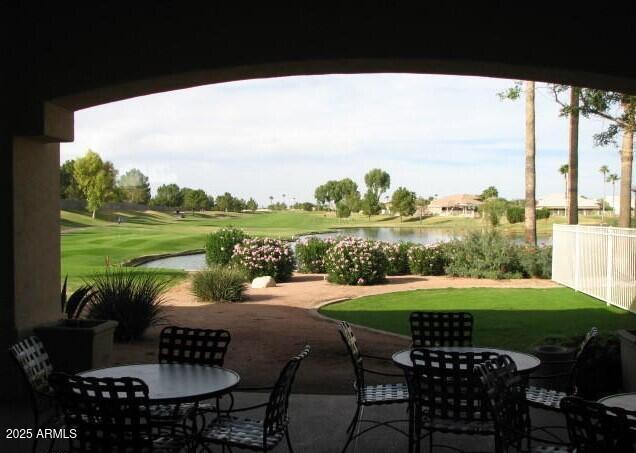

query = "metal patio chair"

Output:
[[197, 345, 310, 452], [526, 327, 599, 411], [409, 311, 474, 347], [152, 326, 232, 427], [49, 372, 187, 453], [9, 336, 60, 453], [338, 321, 409, 452], [476, 355, 570, 453], [561, 396, 636, 452], [408, 349, 500, 453]]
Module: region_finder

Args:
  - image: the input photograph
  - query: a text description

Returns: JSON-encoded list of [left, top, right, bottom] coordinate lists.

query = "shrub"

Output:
[[324, 237, 387, 285], [232, 237, 295, 282], [205, 227, 247, 265], [536, 208, 551, 220], [191, 265, 247, 302], [480, 198, 508, 227], [519, 245, 552, 278], [444, 230, 524, 279], [506, 206, 525, 224], [86, 269, 168, 341], [408, 244, 447, 276], [295, 237, 334, 273], [336, 201, 351, 218], [380, 242, 411, 275]]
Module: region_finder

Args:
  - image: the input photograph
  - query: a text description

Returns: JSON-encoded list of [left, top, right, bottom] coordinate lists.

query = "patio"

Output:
[[0, 391, 568, 453]]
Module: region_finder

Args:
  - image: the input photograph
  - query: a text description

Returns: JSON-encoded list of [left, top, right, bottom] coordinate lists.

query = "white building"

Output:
[[537, 193, 601, 216], [428, 194, 482, 217]]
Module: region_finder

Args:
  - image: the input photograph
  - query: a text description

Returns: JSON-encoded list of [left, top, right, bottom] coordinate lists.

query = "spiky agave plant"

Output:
[[86, 268, 169, 341], [60, 275, 95, 321]]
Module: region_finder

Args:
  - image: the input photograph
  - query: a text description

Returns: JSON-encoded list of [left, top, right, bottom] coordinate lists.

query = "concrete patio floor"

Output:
[[0, 391, 568, 453]]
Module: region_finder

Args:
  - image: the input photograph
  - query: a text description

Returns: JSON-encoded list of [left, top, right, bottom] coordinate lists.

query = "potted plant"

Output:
[[34, 276, 118, 373]]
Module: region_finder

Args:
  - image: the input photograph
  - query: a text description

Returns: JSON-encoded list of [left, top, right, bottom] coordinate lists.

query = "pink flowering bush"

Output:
[[379, 242, 412, 275], [295, 237, 336, 273], [324, 237, 387, 285], [232, 237, 295, 282], [408, 243, 447, 276]]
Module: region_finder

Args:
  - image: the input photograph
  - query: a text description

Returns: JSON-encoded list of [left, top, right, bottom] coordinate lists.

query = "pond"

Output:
[[138, 227, 551, 271]]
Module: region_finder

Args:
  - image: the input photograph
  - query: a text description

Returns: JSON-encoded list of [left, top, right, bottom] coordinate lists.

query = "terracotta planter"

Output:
[[34, 319, 118, 373], [618, 330, 636, 392], [531, 344, 576, 391]]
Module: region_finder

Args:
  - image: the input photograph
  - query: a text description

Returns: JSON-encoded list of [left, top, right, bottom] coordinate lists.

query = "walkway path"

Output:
[[112, 274, 558, 393]]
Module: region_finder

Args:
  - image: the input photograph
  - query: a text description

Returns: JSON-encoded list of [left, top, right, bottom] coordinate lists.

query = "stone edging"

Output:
[[122, 249, 205, 267], [309, 297, 411, 341]]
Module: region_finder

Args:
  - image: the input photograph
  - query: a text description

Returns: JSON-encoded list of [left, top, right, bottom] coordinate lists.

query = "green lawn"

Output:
[[319, 288, 636, 352]]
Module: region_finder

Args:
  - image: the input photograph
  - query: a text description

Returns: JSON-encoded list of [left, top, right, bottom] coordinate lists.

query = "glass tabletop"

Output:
[[598, 392, 636, 411], [79, 363, 240, 404], [392, 346, 541, 374]]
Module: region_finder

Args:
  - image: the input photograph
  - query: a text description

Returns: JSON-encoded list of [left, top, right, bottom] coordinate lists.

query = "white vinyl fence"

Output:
[[552, 224, 636, 313]]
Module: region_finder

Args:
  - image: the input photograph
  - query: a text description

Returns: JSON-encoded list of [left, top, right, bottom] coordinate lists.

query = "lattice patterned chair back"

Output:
[[409, 311, 473, 347], [337, 321, 366, 394], [409, 349, 498, 423], [50, 373, 153, 453], [561, 396, 636, 453], [264, 345, 310, 440], [476, 355, 530, 453], [9, 336, 54, 395], [158, 326, 231, 366]]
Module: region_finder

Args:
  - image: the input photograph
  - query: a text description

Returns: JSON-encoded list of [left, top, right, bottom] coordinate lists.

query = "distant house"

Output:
[[428, 194, 482, 217], [537, 193, 601, 216]]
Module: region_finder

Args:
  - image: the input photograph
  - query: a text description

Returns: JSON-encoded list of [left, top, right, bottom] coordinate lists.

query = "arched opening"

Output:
[[4, 4, 636, 451]]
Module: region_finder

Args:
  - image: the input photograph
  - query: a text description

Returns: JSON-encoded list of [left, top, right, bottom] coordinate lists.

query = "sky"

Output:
[[61, 74, 626, 207]]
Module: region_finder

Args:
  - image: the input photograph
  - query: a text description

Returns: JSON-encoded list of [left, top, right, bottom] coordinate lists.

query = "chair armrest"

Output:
[[361, 353, 394, 363]]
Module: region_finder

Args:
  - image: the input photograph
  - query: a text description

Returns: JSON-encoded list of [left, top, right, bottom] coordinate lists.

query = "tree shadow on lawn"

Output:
[[324, 307, 636, 353]]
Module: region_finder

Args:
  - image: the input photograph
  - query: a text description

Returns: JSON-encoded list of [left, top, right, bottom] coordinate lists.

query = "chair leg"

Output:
[[341, 405, 363, 453], [285, 429, 294, 453], [346, 405, 361, 434]]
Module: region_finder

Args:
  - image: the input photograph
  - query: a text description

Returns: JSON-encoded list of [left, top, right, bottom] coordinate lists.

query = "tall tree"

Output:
[[479, 186, 499, 200], [184, 189, 208, 213], [73, 150, 117, 218], [361, 190, 381, 219], [552, 86, 580, 225], [60, 159, 83, 199], [574, 90, 635, 227], [364, 168, 391, 200], [599, 165, 610, 219], [391, 187, 416, 222], [153, 184, 182, 207], [118, 168, 151, 204], [607, 173, 619, 215], [246, 198, 258, 211], [499, 81, 537, 245], [559, 164, 569, 216]]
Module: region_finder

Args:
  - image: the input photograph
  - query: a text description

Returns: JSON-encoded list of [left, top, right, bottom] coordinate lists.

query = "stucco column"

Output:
[[0, 102, 72, 399]]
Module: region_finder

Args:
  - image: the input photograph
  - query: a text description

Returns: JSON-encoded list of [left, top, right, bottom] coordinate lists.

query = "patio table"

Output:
[[79, 363, 240, 404], [598, 392, 636, 412], [392, 346, 541, 375]]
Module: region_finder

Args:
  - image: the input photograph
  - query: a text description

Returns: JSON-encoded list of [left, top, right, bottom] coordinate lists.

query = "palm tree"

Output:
[[599, 165, 610, 219], [525, 81, 537, 245], [559, 164, 569, 217], [269, 195, 274, 206], [607, 173, 619, 216], [567, 87, 580, 225]]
